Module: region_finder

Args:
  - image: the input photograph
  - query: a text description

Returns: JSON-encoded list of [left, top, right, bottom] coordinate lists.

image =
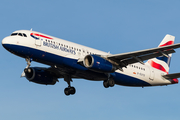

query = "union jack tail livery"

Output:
[[146, 34, 175, 74]]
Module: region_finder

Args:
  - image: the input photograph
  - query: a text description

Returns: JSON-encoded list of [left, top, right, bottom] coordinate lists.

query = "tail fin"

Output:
[[146, 34, 175, 73]]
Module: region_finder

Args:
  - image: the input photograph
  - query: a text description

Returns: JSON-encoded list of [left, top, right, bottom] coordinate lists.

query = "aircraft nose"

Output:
[[2, 38, 5, 45], [2, 37, 8, 45], [2, 37, 11, 49]]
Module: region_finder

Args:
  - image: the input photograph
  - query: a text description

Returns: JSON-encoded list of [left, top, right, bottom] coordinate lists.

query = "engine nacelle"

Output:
[[24, 67, 57, 85], [83, 55, 116, 73]]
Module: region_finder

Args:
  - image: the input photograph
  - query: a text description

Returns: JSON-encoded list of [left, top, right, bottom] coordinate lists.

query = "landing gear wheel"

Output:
[[103, 81, 109, 88], [108, 79, 115, 87], [69, 87, 76, 95], [64, 88, 70, 96], [64, 75, 76, 96], [24, 68, 31, 73], [64, 87, 76, 96], [103, 79, 115, 88]]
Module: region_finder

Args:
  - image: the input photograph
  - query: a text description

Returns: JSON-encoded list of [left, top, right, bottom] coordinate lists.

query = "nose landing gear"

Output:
[[21, 58, 33, 77], [26, 58, 32, 68]]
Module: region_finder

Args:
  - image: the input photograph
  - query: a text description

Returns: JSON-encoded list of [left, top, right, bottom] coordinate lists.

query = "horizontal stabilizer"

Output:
[[162, 73, 180, 79]]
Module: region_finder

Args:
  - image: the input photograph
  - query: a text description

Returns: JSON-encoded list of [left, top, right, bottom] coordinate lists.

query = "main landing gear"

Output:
[[103, 79, 115, 88], [64, 75, 76, 96], [103, 73, 115, 88]]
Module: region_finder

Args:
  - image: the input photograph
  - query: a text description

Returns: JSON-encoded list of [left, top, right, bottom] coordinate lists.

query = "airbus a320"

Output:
[[2, 30, 180, 95]]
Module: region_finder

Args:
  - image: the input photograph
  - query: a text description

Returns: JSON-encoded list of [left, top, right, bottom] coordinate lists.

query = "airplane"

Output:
[[2, 30, 180, 96]]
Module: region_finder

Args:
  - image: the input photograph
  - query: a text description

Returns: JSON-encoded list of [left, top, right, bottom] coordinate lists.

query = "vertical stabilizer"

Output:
[[146, 34, 175, 73]]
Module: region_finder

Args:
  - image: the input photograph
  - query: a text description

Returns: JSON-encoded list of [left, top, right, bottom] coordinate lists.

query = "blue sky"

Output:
[[1, 0, 180, 120]]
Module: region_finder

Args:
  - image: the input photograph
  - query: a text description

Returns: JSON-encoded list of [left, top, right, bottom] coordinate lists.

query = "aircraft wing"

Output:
[[106, 43, 180, 67]]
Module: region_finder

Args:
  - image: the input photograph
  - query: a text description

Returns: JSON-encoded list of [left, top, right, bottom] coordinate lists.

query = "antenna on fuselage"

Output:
[[30, 28, 33, 31]]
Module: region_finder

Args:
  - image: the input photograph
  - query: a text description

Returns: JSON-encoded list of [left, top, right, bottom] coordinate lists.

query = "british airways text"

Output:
[[43, 41, 76, 55]]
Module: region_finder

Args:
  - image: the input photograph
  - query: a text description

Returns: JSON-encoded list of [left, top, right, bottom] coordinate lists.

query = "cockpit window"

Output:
[[11, 33, 18, 36], [23, 33, 27, 37], [10, 32, 27, 37], [18, 33, 23, 36]]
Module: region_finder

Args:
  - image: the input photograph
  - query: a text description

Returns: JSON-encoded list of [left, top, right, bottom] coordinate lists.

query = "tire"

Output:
[[64, 88, 70, 96], [108, 79, 115, 87], [70, 87, 76, 95], [103, 81, 109, 88]]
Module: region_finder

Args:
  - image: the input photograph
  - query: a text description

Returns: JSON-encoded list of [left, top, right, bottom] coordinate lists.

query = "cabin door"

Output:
[[149, 67, 155, 80], [35, 37, 41, 46]]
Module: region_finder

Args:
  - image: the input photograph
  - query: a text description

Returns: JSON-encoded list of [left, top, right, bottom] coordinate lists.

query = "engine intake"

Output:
[[24, 67, 57, 85], [83, 55, 116, 73]]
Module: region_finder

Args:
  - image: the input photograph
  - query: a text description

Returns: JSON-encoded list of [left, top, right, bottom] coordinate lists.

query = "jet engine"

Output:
[[24, 67, 57, 85], [83, 55, 116, 73]]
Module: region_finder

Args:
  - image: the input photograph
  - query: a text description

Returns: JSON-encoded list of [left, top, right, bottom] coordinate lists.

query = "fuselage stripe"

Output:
[[30, 33, 53, 39]]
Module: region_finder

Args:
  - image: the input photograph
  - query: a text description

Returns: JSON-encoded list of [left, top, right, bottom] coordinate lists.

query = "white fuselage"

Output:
[[2, 30, 174, 87]]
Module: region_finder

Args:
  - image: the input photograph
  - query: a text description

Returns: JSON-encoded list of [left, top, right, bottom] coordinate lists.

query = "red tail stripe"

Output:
[[148, 60, 168, 73], [159, 41, 174, 47]]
